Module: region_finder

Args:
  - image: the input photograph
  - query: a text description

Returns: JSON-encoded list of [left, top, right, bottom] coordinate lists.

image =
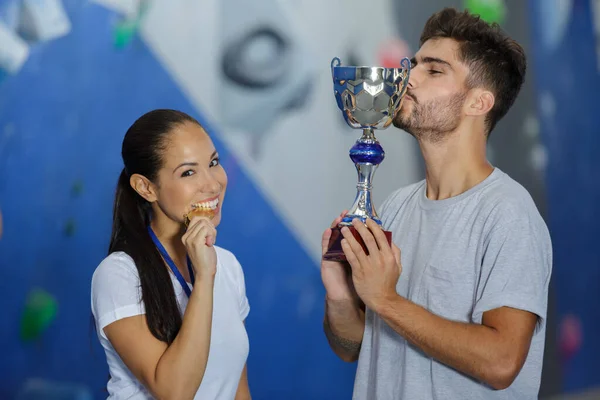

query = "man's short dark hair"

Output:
[[420, 8, 526, 135]]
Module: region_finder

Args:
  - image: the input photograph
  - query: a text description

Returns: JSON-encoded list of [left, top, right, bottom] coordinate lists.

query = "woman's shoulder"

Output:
[[91, 251, 145, 331], [214, 246, 244, 277], [214, 245, 237, 264], [92, 251, 139, 286]]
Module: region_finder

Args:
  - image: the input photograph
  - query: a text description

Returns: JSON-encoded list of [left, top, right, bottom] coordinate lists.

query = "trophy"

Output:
[[323, 57, 411, 262]]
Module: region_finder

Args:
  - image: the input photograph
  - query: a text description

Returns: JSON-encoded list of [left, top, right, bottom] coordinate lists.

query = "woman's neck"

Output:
[[150, 215, 188, 269]]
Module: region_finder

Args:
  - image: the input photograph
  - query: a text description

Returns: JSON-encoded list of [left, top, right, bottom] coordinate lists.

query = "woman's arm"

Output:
[[104, 278, 214, 400], [235, 363, 251, 400]]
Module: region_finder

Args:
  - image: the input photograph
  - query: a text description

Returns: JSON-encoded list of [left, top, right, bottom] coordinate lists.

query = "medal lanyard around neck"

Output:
[[148, 226, 195, 298]]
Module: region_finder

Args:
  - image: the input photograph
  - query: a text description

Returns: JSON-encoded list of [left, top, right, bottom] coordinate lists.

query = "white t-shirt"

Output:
[[91, 246, 250, 399]]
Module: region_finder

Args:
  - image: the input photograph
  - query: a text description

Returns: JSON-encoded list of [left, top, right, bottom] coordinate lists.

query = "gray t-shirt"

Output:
[[352, 168, 552, 400]]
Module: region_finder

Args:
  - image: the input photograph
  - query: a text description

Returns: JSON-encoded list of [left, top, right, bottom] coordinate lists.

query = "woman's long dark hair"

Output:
[[109, 109, 200, 344]]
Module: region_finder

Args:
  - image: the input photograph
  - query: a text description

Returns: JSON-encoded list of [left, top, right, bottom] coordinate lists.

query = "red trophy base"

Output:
[[323, 225, 392, 262]]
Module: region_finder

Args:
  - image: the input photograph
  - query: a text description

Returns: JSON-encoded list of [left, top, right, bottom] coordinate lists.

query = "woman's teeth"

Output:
[[192, 198, 219, 210]]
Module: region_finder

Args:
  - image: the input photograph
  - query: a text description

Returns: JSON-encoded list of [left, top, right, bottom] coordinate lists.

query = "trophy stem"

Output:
[[361, 127, 376, 142], [325, 127, 392, 262], [341, 128, 385, 226]]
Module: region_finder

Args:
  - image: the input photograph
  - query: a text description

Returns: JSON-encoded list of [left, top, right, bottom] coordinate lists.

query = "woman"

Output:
[[91, 109, 251, 399]]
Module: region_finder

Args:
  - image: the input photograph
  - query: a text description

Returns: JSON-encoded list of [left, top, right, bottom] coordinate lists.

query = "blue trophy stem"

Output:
[[341, 128, 385, 226]]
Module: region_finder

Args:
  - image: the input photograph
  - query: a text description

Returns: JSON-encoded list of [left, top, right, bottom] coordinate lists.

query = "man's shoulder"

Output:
[[479, 169, 543, 221], [474, 170, 550, 246], [381, 180, 425, 210], [378, 180, 425, 226]]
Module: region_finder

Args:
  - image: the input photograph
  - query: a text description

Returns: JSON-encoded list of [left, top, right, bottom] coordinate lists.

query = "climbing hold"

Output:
[[20, 288, 58, 342], [464, 0, 507, 25]]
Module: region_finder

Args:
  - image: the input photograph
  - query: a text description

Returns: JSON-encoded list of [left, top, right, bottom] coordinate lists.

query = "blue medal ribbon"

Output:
[[148, 226, 195, 298]]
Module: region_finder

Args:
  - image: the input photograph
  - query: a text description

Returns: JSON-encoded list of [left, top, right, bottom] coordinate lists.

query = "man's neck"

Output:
[[418, 128, 493, 201]]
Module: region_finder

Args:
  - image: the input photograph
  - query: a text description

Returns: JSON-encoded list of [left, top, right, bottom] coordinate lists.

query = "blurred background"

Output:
[[0, 0, 598, 399]]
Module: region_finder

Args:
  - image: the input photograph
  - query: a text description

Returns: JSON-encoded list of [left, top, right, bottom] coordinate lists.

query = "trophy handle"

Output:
[[331, 57, 341, 77], [400, 56, 411, 95]]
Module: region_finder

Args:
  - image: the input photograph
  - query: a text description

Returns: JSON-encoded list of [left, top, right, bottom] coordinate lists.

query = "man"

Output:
[[321, 8, 552, 400]]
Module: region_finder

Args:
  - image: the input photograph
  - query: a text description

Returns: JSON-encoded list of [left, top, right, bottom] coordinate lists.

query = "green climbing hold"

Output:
[[464, 0, 507, 25], [64, 218, 76, 237], [20, 289, 58, 342], [113, 0, 151, 49], [71, 180, 84, 197], [113, 19, 138, 49]]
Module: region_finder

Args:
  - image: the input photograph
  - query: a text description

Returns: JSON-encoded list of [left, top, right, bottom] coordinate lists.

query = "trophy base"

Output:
[[323, 225, 392, 262]]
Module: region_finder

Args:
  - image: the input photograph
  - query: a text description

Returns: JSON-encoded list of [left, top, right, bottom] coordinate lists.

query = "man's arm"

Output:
[[376, 296, 537, 390], [323, 297, 366, 362], [340, 218, 541, 390], [320, 211, 366, 362]]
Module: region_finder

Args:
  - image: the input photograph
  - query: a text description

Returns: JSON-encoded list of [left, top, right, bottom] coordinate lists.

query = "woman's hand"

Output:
[[182, 216, 217, 282]]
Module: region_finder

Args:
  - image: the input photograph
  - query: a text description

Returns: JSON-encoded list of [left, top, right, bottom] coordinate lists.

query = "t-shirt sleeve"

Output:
[[91, 253, 145, 339], [472, 213, 552, 334]]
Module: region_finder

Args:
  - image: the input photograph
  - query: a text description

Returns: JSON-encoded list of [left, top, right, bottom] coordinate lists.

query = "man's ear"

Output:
[[465, 88, 495, 117]]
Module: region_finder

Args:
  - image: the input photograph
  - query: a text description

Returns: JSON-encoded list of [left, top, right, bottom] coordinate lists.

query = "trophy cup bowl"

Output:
[[323, 57, 411, 262]]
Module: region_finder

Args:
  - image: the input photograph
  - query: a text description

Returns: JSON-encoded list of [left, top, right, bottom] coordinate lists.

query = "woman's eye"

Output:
[[181, 170, 194, 177], [209, 157, 220, 167], [429, 70, 441, 75]]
